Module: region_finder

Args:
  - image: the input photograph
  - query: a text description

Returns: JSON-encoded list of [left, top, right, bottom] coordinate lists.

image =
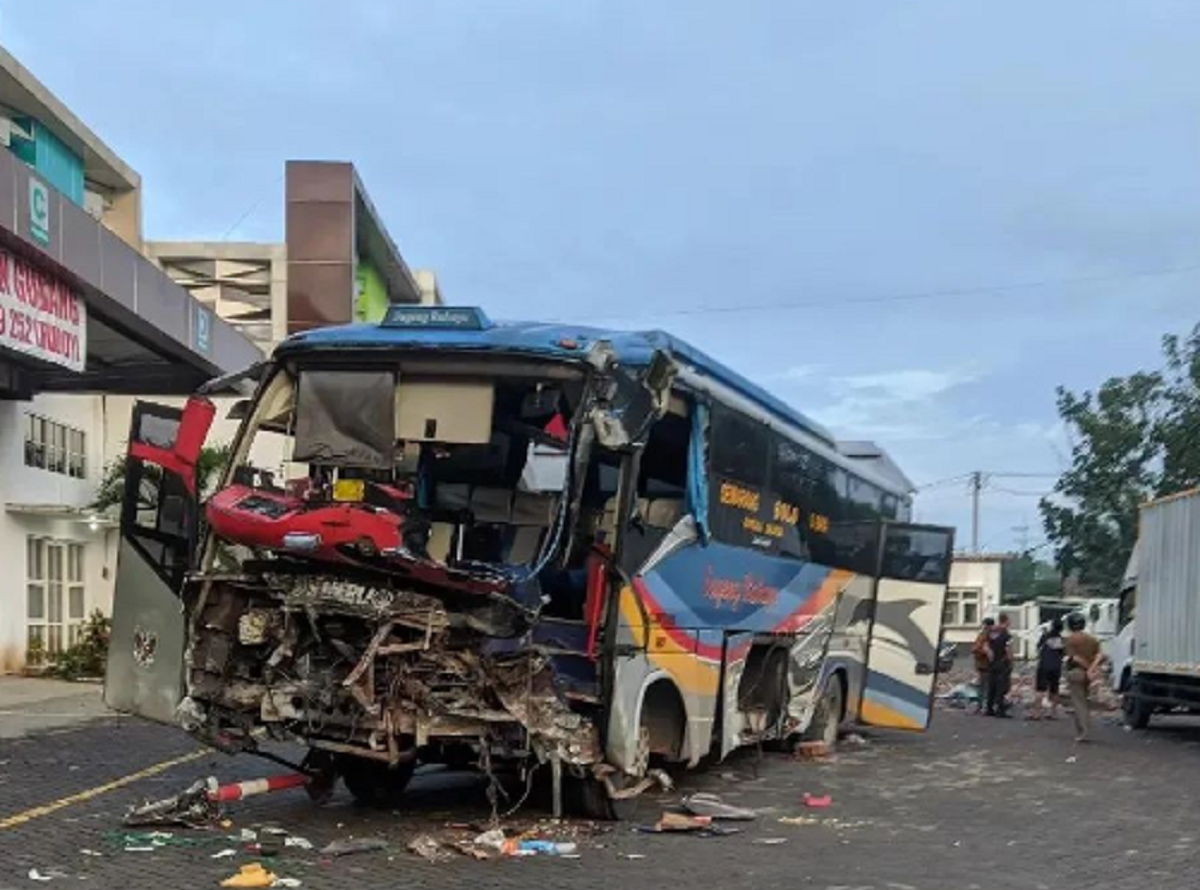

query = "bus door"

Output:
[[104, 397, 215, 724], [858, 523, 954, 731]]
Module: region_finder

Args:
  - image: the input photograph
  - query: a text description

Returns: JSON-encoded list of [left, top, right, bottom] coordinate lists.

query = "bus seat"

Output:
[[643, 498, 682, 529], [508, 526, 544, 564], [470, 487, 514, 523], [427, 522, 455, 562], [512, 491, 556, 526]]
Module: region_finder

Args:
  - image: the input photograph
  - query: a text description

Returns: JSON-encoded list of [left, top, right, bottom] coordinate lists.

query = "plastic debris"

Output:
[[123, 847, 157, 853], [452, 841, 490, 861], [78, 850, 103, 858], [318, 837, 388, 858], [657, 812, 713, 832], [754, 837, 789, 845], [212, 849, 239, 860], [803, 793, 833, 809], [239, 829, 258, 843], [473, 829, 506, 853], [621, 853, 646, 860], [272, 880, 302, 889], [124, 778, 217, 828], [1066, 756, 1078, 764], [28, 870, 63, 882], [681, 793, 758, 821], [284, 836, 312, 851], [408, 835, 451, 862], [512, 840, 578, 856], [795, 741, 832, 761], [840, 733, 868, 747], [778, 816, 820, 826], [220, 863, 276, 888]]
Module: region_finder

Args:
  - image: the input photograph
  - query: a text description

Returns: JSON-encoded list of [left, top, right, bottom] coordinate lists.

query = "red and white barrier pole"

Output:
[[207, 772, 309, 803]]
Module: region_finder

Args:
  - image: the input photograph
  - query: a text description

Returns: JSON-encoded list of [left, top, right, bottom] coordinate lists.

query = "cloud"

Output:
[[834, 368, 978, 402], [757, 364, 823, 384], [798, 366, 980, 441]]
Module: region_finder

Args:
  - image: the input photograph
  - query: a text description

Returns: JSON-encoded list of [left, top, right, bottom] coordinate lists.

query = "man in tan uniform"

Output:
[[1064, 613, 1102, 742]]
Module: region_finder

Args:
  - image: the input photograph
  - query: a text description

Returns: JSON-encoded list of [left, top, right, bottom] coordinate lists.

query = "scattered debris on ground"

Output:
[[219, 863, 276, 888], [681, 792, 757, 820], [803, 793, 832, 809], [318, 837, 388, 858]]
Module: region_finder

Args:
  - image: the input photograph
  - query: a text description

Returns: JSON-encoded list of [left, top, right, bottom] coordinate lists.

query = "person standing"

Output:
[[972, 618, 995, 713], [984, 614, 1013, 717], [1064, 613, 1102, 742], [1030, 618, 1065, 720]]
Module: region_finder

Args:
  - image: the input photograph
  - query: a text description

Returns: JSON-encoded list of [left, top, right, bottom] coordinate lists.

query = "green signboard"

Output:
[[354, 259, 389, 323]]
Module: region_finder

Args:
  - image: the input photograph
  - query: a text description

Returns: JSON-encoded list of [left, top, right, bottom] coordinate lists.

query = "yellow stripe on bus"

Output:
[[618, 586, 721, 696]]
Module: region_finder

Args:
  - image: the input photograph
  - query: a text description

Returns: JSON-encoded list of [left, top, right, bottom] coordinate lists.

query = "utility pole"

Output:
[[970, 471, 983, 553]]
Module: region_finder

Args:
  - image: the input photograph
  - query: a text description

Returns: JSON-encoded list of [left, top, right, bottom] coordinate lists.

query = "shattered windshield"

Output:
[[207, 362, 583, 576]]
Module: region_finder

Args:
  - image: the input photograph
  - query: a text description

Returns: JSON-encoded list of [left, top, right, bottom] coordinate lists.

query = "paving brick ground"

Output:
[[1, 703, 1199, 890]]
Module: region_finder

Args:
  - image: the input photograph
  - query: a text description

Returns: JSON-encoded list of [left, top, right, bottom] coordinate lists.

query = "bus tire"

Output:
[[569, 772, 641, 822], [802, 674, 844, 751], [1123, 682, 1153, 730], [339, 755, 416, 807]]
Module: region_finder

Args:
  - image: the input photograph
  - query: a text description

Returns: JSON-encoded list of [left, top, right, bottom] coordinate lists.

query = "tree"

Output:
[[1000, 552, 1061, 604], [90, 444, 232, 514], [1040, 324, 1200, 596]]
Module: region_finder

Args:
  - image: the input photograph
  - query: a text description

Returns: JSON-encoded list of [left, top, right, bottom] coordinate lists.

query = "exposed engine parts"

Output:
[[182, 574, 602, 773]]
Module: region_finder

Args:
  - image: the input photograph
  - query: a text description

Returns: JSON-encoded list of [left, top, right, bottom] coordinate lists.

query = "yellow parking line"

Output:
[[0, 749, 208, 831]]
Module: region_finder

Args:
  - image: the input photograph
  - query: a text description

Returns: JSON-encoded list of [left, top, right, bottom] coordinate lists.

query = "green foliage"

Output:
[[49, 610, 112, 680], [1000, 552, 1061, 604], [89, 444, 232, 514], [25, 636, 47, 668], [1041, 324, 1200, 596]]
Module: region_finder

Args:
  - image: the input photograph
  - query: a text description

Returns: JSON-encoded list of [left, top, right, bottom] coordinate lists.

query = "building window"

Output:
[[944, 588, 981, 627], [24, 415, 87, 478], [26, 537, 85, 657]]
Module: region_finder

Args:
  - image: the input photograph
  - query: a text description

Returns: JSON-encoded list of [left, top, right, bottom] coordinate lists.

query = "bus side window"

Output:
[[622, 412, 689, 571]]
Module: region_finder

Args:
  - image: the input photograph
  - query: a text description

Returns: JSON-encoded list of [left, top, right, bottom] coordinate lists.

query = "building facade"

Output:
[[942, 554, 1008, 650], [0, 50, 437, 672]]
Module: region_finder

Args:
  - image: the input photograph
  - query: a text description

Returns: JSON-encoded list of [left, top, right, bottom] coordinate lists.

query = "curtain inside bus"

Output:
[[686, 400, 710, 541]]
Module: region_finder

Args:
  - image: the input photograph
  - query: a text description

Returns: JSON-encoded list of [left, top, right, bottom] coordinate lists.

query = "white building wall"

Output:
[[0, 391, 258, 672], [942, 558, 1005, 647], [0, 394, 112, 672]]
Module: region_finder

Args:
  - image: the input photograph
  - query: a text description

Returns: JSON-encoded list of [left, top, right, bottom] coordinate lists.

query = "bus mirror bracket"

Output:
[[590, 348, 677, 449]]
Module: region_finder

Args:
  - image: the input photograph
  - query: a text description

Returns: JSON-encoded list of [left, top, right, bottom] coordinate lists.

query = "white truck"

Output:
[[1114, 489, 1200, 729]]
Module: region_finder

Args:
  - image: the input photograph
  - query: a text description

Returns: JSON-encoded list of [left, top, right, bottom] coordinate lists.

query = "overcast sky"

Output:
[[7, 1, 1200, 552]]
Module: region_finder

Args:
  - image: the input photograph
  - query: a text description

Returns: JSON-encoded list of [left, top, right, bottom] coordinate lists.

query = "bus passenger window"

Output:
[[710, 406, 768, 487]]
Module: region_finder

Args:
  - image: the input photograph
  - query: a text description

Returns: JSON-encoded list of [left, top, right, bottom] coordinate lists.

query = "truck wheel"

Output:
[[802, 675, 844, 751], [1123, 682, 1153, 730], [339, 755, 416, 807]]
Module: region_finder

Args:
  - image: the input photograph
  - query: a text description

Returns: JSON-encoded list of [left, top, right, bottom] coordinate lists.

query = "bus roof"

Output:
[[275, 311, 922, 497], [278, 313, 839, 443]]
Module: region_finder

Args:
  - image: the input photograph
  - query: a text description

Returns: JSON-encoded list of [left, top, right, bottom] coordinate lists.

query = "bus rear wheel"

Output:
[[803, 675, 844, 751]]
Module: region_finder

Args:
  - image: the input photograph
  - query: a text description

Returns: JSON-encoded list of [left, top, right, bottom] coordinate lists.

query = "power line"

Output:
[[574, 259, 1200, 322], [913, 472, 975, 491]]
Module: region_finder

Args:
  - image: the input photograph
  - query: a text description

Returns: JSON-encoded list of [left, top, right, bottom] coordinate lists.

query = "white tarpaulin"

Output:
[[0, 247, 86, 372]]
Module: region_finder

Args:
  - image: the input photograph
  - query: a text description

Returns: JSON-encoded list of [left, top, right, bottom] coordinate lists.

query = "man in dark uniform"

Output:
[[984, 613, 1014, 717]]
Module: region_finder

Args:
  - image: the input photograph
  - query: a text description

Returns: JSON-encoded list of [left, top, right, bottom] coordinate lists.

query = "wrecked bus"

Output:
[[104, 305, 953, 817]]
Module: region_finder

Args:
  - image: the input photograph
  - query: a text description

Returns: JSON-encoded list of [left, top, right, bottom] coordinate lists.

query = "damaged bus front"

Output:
[[106, 306, 953, 817]]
